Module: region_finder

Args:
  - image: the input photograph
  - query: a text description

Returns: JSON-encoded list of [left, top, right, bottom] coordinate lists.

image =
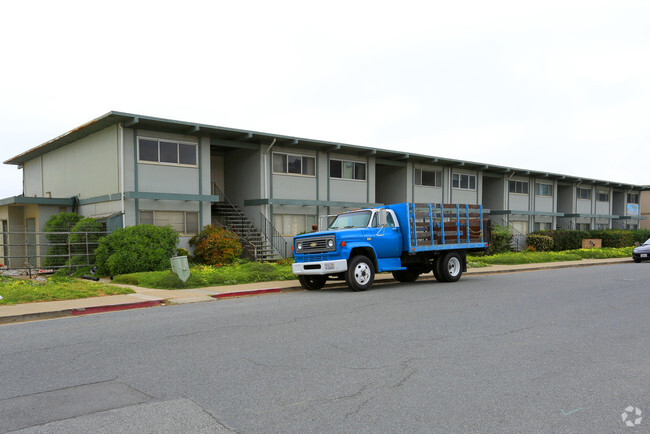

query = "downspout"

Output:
[[263, 139, 277, 223], [198, 137, 203, 228], [119, 123, 125, 228]]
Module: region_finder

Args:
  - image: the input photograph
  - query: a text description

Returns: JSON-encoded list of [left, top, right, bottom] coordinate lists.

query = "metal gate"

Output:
[[0, 229, 106, 277]]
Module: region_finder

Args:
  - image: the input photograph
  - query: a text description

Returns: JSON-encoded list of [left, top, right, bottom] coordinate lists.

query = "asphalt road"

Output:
[[1, 263, 648, 433]]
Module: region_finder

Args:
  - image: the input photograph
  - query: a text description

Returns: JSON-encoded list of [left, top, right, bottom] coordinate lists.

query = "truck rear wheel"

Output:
[[346, 255, 374, 291], [440, 252, 462, 282], [298, 275, 327, 290], [433, 258, 444, 281], [392, 268, 420, 282]]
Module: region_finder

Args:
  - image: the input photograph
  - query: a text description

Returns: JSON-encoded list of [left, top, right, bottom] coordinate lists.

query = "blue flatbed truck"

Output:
[[292, 202, 489, 291]]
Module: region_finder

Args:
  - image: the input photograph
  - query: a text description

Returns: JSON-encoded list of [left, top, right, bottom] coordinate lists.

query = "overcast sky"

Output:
[[1, 0, 648, 198]]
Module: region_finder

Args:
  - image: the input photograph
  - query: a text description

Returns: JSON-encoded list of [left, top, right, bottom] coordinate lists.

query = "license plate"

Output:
[[642, 254, 647, 258]]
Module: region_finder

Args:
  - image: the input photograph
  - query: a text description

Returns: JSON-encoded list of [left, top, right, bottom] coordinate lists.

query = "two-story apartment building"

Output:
[[1, 111, 646, 267]]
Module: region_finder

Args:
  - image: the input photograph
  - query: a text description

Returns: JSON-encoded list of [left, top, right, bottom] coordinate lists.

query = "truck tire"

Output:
[[433, 258, 444, 282], [392, 268, 420, 282], [298, 275, 327, 290], [440, 252, 462, 282], [346, 255, 375, 291]]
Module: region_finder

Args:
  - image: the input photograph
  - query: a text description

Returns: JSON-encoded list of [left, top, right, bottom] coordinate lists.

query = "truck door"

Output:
[[367, 211, 402, 259]]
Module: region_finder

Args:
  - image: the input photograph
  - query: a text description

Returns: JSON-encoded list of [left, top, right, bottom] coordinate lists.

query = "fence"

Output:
[[0, 230, 106, 277]]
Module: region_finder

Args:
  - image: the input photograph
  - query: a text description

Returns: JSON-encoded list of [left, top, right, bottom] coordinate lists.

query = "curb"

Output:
[[0, 300, 164, 326], [71, 300, 163, 316], [212, 288, 282, 299]]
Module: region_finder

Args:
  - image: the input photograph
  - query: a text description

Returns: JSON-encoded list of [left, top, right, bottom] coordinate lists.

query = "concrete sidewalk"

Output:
[[0, 257, 632, 325]]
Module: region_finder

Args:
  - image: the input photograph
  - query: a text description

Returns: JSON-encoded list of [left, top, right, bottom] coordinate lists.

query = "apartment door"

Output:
[[26, 218, 37, 267], [1, 220, 7, 266]]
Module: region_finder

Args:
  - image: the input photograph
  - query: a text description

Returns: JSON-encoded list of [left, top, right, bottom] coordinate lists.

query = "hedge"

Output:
[[531, 228, 650, 251]]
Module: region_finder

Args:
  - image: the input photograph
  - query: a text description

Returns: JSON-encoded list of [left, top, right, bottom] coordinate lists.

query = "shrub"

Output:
[[68, 218, 104, 266], [587, 229, 632, 248], [526, 234, 554, 251], [95, 224, 179, 276], [490, 225, 512, 254], [189, 225, 242, 266], [43, 213, 84, 266]]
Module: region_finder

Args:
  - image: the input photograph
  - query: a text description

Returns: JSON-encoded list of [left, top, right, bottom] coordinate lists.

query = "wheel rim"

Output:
[[354, 262, 371, 285], [447, 257, 460, 277]]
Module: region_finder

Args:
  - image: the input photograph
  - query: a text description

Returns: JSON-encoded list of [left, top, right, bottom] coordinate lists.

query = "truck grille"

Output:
[[296, 236, 335, 254]]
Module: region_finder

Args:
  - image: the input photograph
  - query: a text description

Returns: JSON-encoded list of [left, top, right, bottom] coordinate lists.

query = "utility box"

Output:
[[582, 239, 602, 249], [170, 255, 190, 282]]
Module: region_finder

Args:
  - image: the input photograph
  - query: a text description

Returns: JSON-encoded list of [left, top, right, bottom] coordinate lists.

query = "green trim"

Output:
[[563, 213, 620, 219], [124, 191, 220, 202], [488, 210, 565, 217], [244, 198, 383, 207], [0, 196, 74, 206], [617, 215, 647, 220]]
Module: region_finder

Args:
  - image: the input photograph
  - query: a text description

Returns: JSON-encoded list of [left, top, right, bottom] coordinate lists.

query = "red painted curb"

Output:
[[212, 288, 282, 299], [71, 300, 163, 316]]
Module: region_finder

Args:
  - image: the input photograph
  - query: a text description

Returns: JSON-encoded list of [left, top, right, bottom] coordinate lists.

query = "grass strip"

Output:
[[0, 276, 134, 305], [113, 261, 296, 289], [468, 247, 633, 267]]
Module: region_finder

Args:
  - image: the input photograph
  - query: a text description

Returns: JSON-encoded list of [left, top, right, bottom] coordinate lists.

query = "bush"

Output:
[[68, 218, 104, 266], [189, 225, 242, 266], [490, 225, 512, 254], [43, 213, 84, 267], [95, 224, 179, 276], [526, 234, 554, 251]]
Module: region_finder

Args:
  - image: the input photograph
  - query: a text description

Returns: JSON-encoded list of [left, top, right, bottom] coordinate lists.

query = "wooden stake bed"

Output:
[[407, 203, 487, 250]]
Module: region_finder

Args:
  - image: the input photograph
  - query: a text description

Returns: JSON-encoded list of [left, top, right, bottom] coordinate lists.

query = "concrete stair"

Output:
[[212, 202, 282, 261]]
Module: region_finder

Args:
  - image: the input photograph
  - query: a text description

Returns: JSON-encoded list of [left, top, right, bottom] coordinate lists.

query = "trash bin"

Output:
[[170, 255, 190, 282]]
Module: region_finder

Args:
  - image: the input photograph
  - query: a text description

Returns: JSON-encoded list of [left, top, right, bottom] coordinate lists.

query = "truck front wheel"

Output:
[[440, 252, 462, 282], [346, 255, 375, 291], [298, 275, 327, 290]]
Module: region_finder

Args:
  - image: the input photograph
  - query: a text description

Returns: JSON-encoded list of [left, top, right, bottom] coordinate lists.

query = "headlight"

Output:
[[327, 239, 334, 248], [297, 242, 303, 251]]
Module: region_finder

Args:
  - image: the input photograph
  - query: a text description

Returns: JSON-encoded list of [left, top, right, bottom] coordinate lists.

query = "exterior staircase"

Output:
[[211, 201, 283, 262]]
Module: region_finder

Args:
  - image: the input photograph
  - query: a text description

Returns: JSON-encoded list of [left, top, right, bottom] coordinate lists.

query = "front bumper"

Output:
[[292, 259, 348, 275]]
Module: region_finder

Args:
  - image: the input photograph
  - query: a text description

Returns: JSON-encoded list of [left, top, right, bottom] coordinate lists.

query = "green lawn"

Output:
[[112, 261, 296, 289], [0, 276, 134, 305], [0, 247, 634, 300], [468, 247, 632, 267]]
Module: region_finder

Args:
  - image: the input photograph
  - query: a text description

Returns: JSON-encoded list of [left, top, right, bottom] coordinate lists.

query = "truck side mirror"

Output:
[[378, 209, 388, 227]]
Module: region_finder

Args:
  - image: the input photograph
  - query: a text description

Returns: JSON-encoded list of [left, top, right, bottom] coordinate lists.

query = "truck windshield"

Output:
[[329, 211, 372, 229]]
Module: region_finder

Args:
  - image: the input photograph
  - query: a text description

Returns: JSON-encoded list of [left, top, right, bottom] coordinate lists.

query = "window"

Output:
[[273, 153, 316, 176], [597, 190, 609, 202], [577, 187, 591, 200], [330, 159, 366, 180], [415, 169, 442, 187], [371, 212, 396, 228], [509, 180, 529, 195], [627, 193, 639, 204], [138, 138, 197, 166], [452, 173, 476, 190], [535, 183, 552, 196], [577, 223, 590, 231], [534, 222, 552, 231], [274, 214, 316, 236], [139, 211, 199, 235]]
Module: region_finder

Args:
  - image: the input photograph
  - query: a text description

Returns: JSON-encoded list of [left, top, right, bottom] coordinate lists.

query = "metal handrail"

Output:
[[259, 212, 290, 258]]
